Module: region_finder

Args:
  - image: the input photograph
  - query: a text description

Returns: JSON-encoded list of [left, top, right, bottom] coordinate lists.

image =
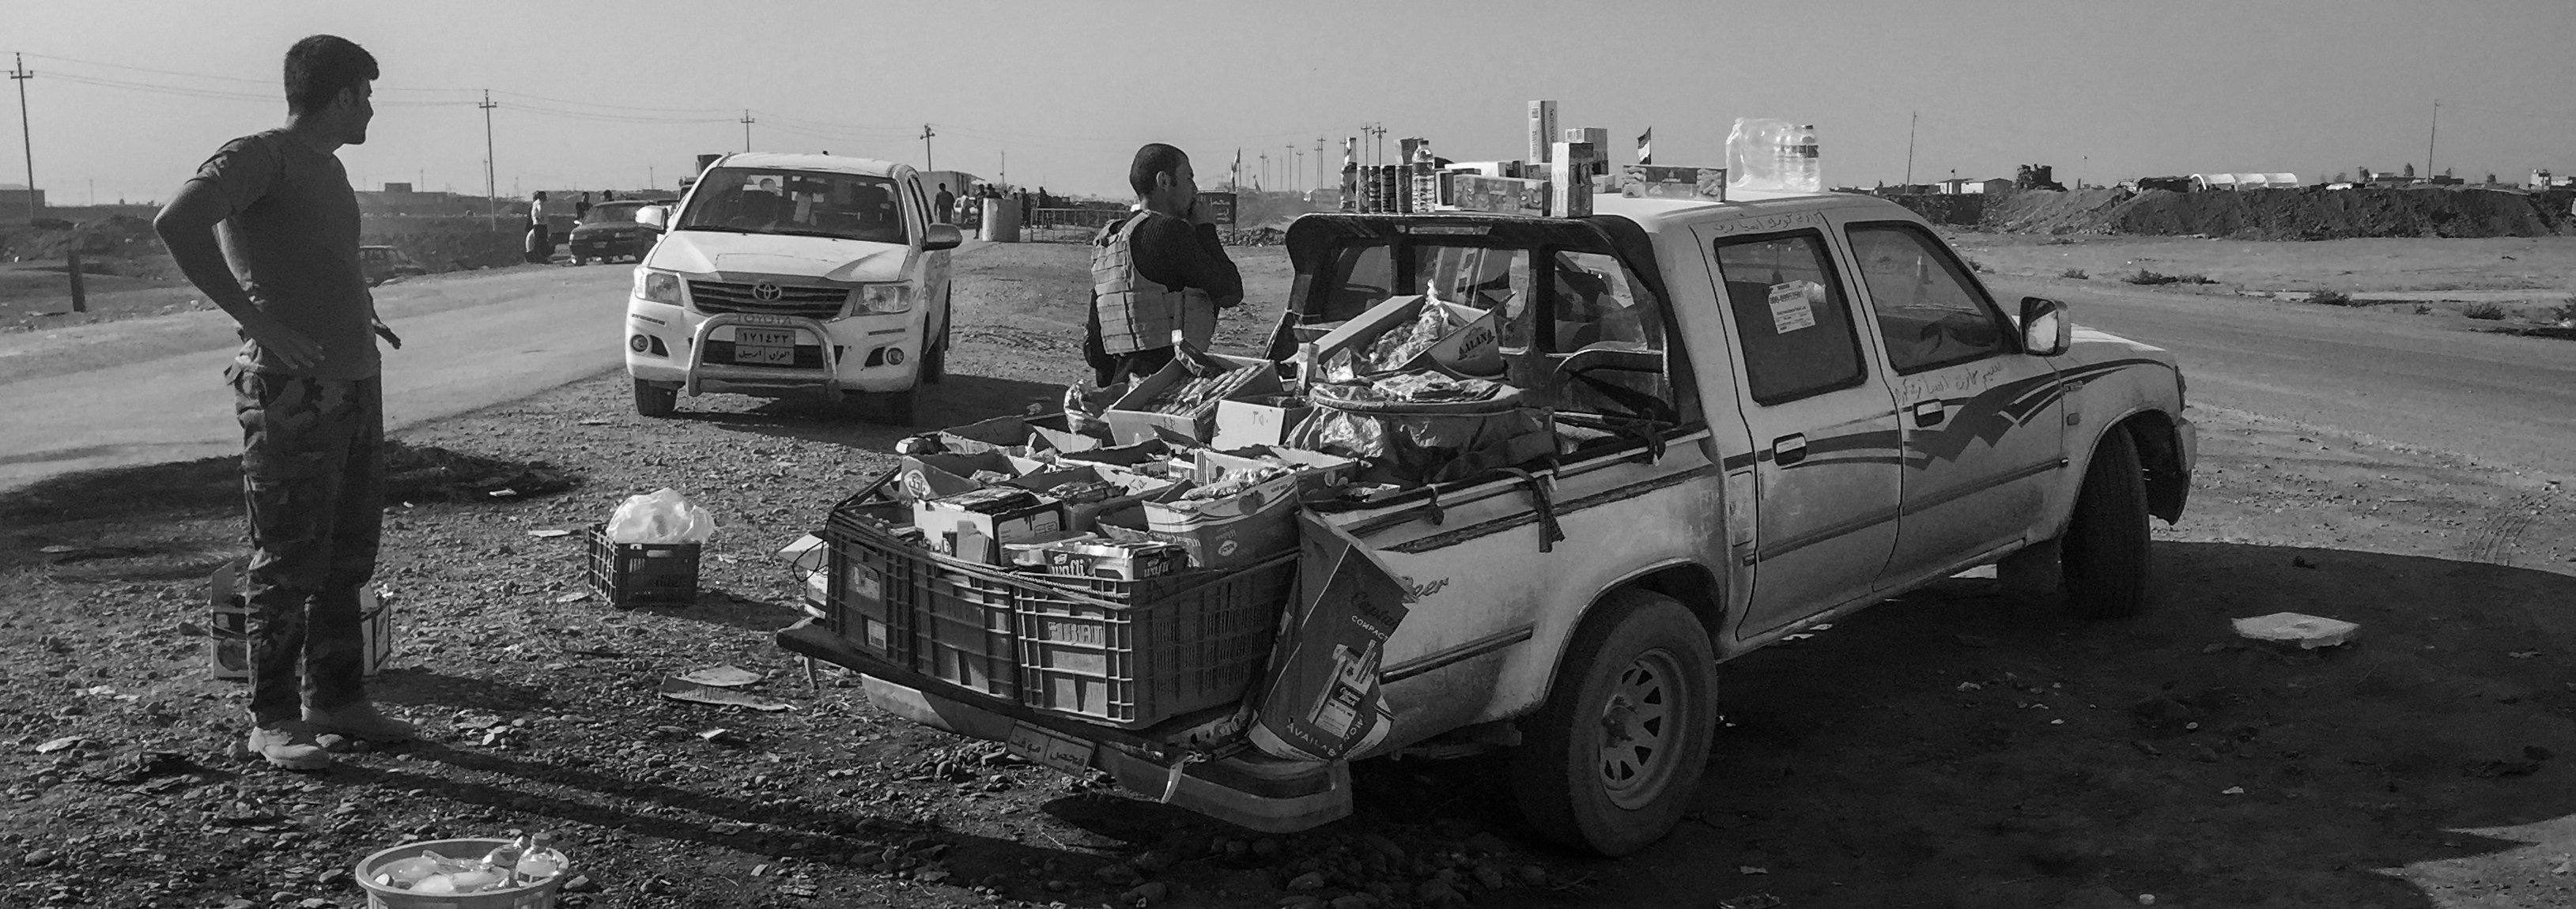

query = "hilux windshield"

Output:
[[677, 167, 908, 244]]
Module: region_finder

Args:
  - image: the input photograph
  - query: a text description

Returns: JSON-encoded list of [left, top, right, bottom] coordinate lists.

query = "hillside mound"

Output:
[[1977, 187, 2571, 240]]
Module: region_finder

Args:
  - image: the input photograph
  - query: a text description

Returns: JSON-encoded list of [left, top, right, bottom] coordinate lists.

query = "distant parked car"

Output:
[[570, 200, 663, 265], [357, 245, 427, 285]]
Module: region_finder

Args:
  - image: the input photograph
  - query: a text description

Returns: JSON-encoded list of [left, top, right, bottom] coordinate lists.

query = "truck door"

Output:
[[1697, 223, 1902, 636], [1838, 220, 2064, 584]]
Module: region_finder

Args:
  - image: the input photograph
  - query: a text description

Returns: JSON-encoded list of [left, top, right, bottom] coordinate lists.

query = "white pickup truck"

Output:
[[780, 188, 2194, 856]]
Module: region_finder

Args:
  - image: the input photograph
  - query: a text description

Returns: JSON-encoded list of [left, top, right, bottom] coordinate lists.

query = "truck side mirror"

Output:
[[923, 223, 964, 251], [2020, 296, 2071, 356], [636, 206, 669, 230]]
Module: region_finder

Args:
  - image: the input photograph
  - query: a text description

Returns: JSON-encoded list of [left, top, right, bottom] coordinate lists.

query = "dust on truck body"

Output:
[[780, 187, 2196, 855]]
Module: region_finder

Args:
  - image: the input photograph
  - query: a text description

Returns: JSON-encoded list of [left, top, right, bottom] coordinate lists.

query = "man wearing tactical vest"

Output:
[[1085, 143, 1243, 387]]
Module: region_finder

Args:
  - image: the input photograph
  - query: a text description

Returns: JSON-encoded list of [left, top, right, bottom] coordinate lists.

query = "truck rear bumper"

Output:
[[776, 619, 1350, 833]]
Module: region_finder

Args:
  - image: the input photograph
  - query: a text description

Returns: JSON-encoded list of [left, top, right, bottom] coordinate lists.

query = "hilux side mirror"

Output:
[[923, 223, 965, 251], [2020, 296, 2072, 356], [635, 206, 669, 231]]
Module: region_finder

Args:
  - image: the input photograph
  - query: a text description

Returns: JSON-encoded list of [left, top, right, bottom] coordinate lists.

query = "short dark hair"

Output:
[[282, 35, 379, 115], [1128, 143, 1187, 197]]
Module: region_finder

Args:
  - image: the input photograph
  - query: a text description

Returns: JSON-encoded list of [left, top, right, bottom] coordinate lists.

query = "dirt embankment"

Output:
[[1970, 187, 2576, 240]]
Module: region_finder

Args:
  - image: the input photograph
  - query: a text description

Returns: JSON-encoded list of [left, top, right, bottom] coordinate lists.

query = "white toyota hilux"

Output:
[[626, 153, 961, 424], [782, 187, 2195, 856]]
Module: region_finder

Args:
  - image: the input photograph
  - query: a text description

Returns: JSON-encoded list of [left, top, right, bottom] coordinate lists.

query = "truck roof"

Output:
[[711, 153, 914, 179], [1588, 188, 1907, 232]]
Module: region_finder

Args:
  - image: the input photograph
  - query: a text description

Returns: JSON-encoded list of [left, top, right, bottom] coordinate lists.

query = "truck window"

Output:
[[1713, 232, 1867, 405], [1316, 244, 1394, 324], [1845, 223, 2012, 372], [676, 167, 908, 244]]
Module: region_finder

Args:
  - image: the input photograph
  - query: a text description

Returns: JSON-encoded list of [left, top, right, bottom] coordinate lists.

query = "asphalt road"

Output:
[[0, 266, 634, 492], [1991, 278, 2576, 481]]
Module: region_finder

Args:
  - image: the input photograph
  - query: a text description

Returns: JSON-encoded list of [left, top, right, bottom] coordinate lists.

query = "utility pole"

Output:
[[2425, 99, 2438, 180], [741, 110, 755, 152], [1904, 110, 1917, 189], [999, 149, 1006, 187], [1316, 137, 1327, 195], [1286, 145, 1297, 194], [478, 89, 497, 230], [11, 53, 35, 222], [920, 124, 935, 171]]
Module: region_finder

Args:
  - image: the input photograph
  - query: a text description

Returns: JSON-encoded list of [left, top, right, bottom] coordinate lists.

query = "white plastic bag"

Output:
[[1727, 117, 1795, 193], [606, 488, 718, 544]]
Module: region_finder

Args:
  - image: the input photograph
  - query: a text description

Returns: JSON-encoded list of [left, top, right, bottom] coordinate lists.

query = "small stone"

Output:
[[1095, 862, 1142, 885], [1132, 849, 1176, 873], [1361, 832, 1406, 864], [1120, 881, 1169, 905], [1251, 837, 1281, 858], [1330, 896, 1375, 909], [1415, 878, 1467, 907], [300, 899, 331, 908], [1472, 864, 1506, 890], [1517, 865, 1548, 884], [563, 875, 600, 893], [316, 867, 348, 886], [1465, 832, 1512, 855], [22, 849, 59, 867], [1287, 870, 1327, 891]]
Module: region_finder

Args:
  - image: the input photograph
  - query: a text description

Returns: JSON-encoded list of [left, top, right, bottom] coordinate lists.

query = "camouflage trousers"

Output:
[[230, 367, 385, 723]]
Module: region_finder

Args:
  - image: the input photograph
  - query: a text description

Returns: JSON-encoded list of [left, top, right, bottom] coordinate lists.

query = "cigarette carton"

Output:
[[1622, 164, 1728, 201], [1550, 142, 1596, 217], [1447, 175, 1549, 218], [1527, 100, 1558, 164]]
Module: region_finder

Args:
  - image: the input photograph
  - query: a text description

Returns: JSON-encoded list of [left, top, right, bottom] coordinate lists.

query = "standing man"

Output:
[[153, 35, 414, 770], [1086, 143, 1242, 386], [932, 182, 955, 224]]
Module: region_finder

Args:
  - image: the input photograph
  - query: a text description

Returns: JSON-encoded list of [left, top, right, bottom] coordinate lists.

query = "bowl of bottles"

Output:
[[355, 837, 570, 909]]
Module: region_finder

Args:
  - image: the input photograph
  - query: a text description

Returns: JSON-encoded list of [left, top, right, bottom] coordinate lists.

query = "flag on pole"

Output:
[[1637, 128, 1653, 165]]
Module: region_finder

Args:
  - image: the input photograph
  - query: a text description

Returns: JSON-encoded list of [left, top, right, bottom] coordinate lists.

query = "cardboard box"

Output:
[[1622, 164, 1728, 201], [1246, 513, 1415, 763], [1212, 396, 1313, 451], [933, 414, 1044, 455], [1007, 462, 1177, 533], [1563, 127, 1611, 179], [897, 450, 1021, 503], [1550, 141, 1596, 217], [1310, 294, 1505, 379], [913, 488, 1064, 564], [1103, 353, 1284, 446], [1139, 470, 1301, 569], [1527, 100, 1558, 165], [211, 560, 391, 680], [1197, 446, 1359, 498], [1447, 160, 1524, 179], [1448, 174, 1549, 217]]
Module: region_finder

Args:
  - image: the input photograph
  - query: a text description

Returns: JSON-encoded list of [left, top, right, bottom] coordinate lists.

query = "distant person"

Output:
[[933, 182, 954, 224], [602, 189, 617, 202], [150, 34, 416, 771], [1037, 187, 1052, 209], [525, 190, 550, 263], [1086, 142, 1242, 386]]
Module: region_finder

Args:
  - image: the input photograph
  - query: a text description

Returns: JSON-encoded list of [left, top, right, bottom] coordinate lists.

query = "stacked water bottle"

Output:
[[368, 832, 570, 894]]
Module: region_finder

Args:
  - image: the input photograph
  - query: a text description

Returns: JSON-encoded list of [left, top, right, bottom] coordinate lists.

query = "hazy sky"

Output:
[[12, 0, 2574, 205]]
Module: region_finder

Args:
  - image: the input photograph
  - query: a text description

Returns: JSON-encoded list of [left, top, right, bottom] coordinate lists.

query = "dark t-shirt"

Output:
[[191, 130, 376, 380], [1128, 212, 1241, 304]]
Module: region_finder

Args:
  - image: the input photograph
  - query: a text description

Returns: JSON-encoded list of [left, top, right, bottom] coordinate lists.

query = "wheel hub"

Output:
[[1594, 650, 1681, 810]]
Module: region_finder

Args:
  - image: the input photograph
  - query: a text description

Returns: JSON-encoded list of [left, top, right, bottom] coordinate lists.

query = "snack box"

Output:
[[913, 487, 1064, 564], [1622, 164, 1728, 202], [1211, 395, 1313, 451], [1007, 462, 1177, 534], [1134, 470, 1301, 569], [1197, 446, 1358, 498], [1104, 353, 1285, 446], [1309, 294, 1504, 380], [932, 413, 1068, 456], [1038, 539, 1192, 581], [897, 450, 1022, 503], [1447, 174, 1548, 217]]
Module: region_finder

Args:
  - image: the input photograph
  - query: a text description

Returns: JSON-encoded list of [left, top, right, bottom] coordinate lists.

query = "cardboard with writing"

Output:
[[1245, 513, 1416, 763]]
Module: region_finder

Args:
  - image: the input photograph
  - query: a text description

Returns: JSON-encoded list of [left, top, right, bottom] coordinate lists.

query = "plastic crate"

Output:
[[916, 571, 1021, 700], [1014, 554, 1296, 728], [823, 528, 916, 666], [585, 526, 699, 609]]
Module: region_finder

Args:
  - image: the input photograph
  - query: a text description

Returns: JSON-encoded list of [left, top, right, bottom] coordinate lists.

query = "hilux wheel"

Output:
[[633, 379, 677, 418], [1511, 589, 1717, 857], [922, 290, 952, 385], [2062, 425, 2152, 617]]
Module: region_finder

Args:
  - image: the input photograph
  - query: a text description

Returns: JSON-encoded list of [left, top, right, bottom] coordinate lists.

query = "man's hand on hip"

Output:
[[241, 317, 326, 372]]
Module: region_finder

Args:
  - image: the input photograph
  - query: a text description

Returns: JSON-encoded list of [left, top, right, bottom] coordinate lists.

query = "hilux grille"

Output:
[[689, 280, 847, 319]]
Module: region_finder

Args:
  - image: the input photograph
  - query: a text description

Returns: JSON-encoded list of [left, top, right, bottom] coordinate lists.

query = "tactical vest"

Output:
[[1090, 213, 1186, 355]]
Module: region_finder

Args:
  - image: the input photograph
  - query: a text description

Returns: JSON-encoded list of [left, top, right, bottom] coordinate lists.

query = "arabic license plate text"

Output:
[[1006, 722, 1093, 775], [735, 327, 795, 365]]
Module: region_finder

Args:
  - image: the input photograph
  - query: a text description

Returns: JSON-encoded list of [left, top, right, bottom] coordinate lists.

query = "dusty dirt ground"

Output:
[[3, 240, 2573, 909]]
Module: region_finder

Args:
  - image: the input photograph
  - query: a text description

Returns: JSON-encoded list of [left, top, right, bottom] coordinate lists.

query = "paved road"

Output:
[[1992, 277, 2576, 479], [0, 266, 633, 492]]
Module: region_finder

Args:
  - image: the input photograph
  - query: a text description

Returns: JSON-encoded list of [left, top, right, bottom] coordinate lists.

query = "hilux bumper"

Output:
[[776, 619, 1350, 832]]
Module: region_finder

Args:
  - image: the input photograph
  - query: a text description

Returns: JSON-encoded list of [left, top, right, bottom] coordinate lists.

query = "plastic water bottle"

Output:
[[478, 838, 527, 889], [1784, 124, 1821, 192], [519, 832, 568, 881]]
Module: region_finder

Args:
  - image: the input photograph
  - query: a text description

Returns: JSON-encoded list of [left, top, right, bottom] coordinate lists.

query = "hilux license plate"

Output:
[[734, 327, 795, 365], [1005, 722, 1093, 775]]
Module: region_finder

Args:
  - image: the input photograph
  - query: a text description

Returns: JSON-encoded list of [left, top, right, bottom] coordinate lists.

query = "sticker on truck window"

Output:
[[1767, 281, 1818, 334]]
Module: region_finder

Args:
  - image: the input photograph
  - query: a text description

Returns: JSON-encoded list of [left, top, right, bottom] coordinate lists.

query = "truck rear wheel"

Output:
[[633, 379, 677, 418], [2062, 425, 2152, 617], [1511, 589, 1717, 857]]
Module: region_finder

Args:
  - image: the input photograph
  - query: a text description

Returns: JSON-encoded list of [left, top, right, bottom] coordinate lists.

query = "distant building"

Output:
[[2190, 173, 2299, 190], [0, 183, 46, 213], [1939, 176, 2011, 194]]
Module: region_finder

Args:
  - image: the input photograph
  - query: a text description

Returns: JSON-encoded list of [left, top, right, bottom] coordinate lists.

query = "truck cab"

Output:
[[625, 153, 964, 424], [784, 187, 2194, 856]]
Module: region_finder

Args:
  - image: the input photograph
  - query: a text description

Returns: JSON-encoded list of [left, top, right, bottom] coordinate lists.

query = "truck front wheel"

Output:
[[2061, 425, 2152, 617], [633, 379, 677, 418], [1511, 589, 1717, 857]]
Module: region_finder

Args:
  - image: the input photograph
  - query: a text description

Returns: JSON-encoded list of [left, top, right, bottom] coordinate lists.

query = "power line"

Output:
[[920, 123, 935, 171], [11, 53, 33, 221], [479, 90, 497, 229]]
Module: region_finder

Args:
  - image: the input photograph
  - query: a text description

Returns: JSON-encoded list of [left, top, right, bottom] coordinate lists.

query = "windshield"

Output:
[[583, 202, 647, 224], [676, 167, 908, 243]]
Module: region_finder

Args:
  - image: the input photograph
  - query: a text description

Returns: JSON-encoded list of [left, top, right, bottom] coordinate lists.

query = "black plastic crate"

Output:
[[586, 525, 700, 609], [824, 529, 916, 666], [1014, 554, 1295, 728]]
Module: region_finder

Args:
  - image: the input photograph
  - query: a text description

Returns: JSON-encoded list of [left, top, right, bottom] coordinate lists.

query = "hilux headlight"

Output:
[[852, 284, 911, 314], [635, 269, 682, 304]]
